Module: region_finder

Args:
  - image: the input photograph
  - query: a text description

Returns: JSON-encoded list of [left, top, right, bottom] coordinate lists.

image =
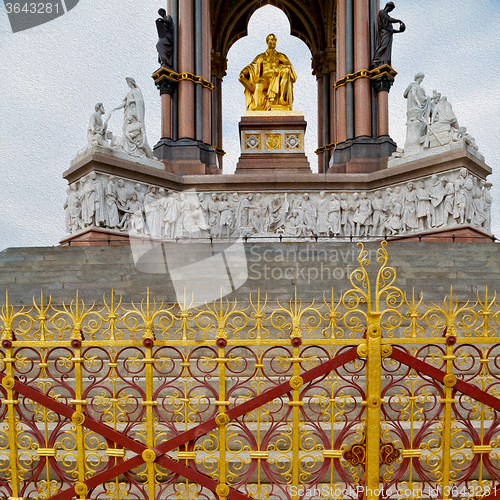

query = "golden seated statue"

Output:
[[239, 33, 297, 111]]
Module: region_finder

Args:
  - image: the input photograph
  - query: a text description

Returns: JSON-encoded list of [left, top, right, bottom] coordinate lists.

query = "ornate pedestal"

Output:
[[235, 111, 311, 174]]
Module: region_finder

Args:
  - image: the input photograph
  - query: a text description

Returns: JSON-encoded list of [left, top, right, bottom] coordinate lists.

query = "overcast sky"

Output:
[[0, 0, 499, 251]]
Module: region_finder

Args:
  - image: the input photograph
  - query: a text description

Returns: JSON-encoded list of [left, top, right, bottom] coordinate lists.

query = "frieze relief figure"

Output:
[[328, 194, 341, 236], [65, 171, 493, 239], [105, 176, 120, 229], [81, 173, 106, 228], [64, 184, 83, 234]]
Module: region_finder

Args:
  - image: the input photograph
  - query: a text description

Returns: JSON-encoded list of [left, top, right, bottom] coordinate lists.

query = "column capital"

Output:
[[371, 73, 395, 94], [211, 51, 227, 79], [312, 48, 336, 78]]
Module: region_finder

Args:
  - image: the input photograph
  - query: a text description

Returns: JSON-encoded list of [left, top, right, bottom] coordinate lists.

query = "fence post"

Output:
[[214, 334, 229, 500], [365, 313, 382, 500], [142, 326, 157, 500], [440, 334, 457, 499], [3, 345, 22, 500]]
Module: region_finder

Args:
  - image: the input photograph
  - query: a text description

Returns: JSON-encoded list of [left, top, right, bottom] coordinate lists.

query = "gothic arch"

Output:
[[211, 0, 336, 59]]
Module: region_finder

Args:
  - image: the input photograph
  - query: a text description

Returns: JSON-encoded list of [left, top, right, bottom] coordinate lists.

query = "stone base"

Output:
[[153, 138, 220, 175], [236, 152, 311, 173], [71, 146, 165, 170], [388, 225, 494, 243], [235, 112, 311, 173], [328, 135, 397, 173], [389, 139, 485, 168], [59, 228, 132, 246], [62, 147, 493, 247]]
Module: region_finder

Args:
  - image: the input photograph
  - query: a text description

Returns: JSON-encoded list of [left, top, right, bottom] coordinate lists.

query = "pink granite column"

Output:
[[354, 0, 371, 137], [178, 0, 195, 139], [216, 78, 223, 169], [377, 90, 389, 136], [336, 0, 347, 143], [317, 76, 325, 173], [202, 0, 211, 146], [161, 94, 172, 138], [330, 70, 337, 145]]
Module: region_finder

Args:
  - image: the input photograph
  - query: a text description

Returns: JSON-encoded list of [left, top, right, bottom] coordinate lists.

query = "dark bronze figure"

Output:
[[156, 8, 174, 69], [371, 2, 405, 69]]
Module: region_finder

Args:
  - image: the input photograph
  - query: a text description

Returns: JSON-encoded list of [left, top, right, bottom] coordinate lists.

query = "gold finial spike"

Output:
[[75, 290, 80, 317]]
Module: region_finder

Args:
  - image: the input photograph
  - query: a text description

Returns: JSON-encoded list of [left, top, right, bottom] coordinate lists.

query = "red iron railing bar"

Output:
[[0, 347, 359, 500]]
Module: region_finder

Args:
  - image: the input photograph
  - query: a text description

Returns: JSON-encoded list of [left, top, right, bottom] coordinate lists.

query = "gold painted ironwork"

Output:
[[2, 242, 500, 500], [334, 64, 398, 89], [211, 145, 226, 156], [315, 141, 337, 155], [265, 133, 281, 150], [152, 67, 214, 91]]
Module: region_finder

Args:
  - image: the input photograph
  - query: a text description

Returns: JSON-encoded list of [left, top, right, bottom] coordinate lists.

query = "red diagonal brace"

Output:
[[1, 347, 358, 500], [0, 371, 251, 500], [390, 347, 500, 412]]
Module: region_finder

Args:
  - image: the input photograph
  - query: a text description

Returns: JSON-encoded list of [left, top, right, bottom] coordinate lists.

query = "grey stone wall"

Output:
[[1, 241, 499, 306]]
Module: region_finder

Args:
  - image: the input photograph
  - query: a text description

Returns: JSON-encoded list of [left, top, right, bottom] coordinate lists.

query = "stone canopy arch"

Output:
[[211, 0, 336, 60]]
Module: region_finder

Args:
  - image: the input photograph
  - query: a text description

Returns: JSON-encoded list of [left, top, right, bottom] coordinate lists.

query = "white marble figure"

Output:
[[64, 184, 83, 234], [179, 193, 209, 237], [81, 173, 106, 228], [401, 73, 479, 157], [111, 78, 155, 159], [236, 194, 253, 236], [316, 192, 329, 236], [453, 168, 468, 225], [84, 103, 113, 151], [371, 191, 385, 237], [429, 174, 446, 228], [162, 191, 179, 238], [415, 180, 432, 231], [483, 183, 492, 232], [217, 194, 233, 238], [118, 192, 144, 233], [459, 127, 479, 151], [383, 191, 402, 236], [105, 176, 120, 229], [229, 193, 241, 235], [268, 194, 287, 233], [208, 194, 220, 237], [472, 179, 486, 228], [144, 186, 162, 237], [116, 179, 128, 213], [353, 192, 372, 237], [328, 194, 341, 236], [401, 182, 418, 233], [403, 73, 430, 154], [133, 183, 145, 203], [340, 193, 353, 237]]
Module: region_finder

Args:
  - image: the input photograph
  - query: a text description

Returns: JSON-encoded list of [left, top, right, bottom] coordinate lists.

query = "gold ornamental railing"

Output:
[[1, 242, 500, 500]]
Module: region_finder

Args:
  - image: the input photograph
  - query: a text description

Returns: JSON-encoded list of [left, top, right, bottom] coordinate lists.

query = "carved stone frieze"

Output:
[[65, 169, 493, 239]]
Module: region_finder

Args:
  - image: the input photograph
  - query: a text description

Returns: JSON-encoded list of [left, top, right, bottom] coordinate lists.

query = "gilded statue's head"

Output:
[[266, 33, 277, 50]]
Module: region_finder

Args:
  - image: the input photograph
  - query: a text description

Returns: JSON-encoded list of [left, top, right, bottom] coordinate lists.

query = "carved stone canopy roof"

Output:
[[211, 0, 336, 58]]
